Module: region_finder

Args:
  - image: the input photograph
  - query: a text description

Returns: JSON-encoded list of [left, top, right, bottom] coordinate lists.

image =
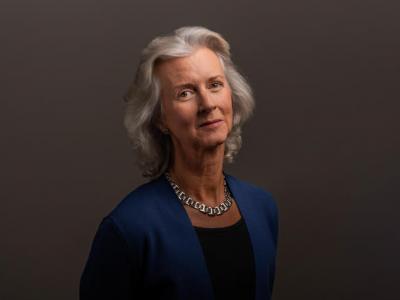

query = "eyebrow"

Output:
[[173, 83, 195, 92], [172, 75, 224, 91]]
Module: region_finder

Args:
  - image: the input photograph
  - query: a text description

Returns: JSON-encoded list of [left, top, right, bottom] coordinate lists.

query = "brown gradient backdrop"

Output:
[[1, 0, 399, 299]]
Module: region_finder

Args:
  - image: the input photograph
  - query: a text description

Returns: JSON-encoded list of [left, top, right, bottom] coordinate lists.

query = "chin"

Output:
[[200, 135, 228, 149], [195, 126, 230, 149]]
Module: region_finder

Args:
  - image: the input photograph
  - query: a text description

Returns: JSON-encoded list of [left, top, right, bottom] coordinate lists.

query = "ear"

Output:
[[157, 119, 169, 135], [157, 96, 168, 132], [160, 126, 169, 135]]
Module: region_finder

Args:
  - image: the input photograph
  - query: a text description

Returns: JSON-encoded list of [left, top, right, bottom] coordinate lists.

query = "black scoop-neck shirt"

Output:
[[194, 217, 256, 300]]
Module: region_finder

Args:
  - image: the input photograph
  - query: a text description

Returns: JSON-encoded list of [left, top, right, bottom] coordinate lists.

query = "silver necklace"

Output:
[[165, 172, 233, 217]]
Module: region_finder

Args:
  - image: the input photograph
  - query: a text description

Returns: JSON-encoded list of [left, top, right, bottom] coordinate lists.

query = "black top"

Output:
[[194, 217, 256, 300]]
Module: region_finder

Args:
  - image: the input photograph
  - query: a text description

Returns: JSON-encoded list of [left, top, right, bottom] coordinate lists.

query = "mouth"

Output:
[[199, 119, 223, 128]]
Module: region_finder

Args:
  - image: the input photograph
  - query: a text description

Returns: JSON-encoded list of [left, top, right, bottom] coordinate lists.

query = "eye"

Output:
[[209, 81, 224, 90], [177, 89, 194, 100]]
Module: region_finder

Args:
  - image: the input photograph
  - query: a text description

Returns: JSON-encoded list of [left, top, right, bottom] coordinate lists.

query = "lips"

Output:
[[199, 119, 222, 127]]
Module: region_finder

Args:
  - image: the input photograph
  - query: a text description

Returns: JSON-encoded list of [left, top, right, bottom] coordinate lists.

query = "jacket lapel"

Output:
[[157, 175, 215, 299], [225, 174, 270, 300]]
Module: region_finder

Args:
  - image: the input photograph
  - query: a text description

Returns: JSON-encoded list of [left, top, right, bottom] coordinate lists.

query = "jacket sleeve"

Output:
[[269, 194, 279, 295], [79, 216, 142, 299]]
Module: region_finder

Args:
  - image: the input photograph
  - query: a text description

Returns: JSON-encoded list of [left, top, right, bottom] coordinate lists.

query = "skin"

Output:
[[155, 47, 242, 227]]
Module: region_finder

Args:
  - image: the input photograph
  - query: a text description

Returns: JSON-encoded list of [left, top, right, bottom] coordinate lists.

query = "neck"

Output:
[[168, 144, 225, 207]]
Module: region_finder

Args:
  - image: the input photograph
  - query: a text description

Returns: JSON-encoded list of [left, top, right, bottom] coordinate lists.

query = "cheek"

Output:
[[223, 92, 233, 120], [226, 98, 234, 130], [165, 105, 196, 129]]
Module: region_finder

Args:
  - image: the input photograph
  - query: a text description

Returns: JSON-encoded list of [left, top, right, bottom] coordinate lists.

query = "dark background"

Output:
[[1, 0, 399, 299]]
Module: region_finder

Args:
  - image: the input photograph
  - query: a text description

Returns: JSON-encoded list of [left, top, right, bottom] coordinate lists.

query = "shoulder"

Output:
[[225, 173, 278, 217], [103, 176, 168, 242], [225, 173, 279, 242], [110, 175, 165, 215]]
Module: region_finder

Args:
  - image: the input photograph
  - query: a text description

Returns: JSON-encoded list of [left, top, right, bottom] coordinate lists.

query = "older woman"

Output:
[[80, 26, 278, 300]]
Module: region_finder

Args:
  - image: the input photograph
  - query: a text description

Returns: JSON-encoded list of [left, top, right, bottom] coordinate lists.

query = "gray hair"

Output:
[[123, 26, 255, 179]]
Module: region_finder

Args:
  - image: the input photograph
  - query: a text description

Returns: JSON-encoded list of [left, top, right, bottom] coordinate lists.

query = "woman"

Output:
[[80, 26, 278, 300]]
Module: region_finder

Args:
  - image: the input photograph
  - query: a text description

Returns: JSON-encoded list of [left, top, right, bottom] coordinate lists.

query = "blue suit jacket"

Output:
[[80, 173, 278, 300]]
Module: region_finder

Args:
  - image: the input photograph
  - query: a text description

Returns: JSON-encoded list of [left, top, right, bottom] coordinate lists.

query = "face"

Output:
[[156, 47, 233, 154]]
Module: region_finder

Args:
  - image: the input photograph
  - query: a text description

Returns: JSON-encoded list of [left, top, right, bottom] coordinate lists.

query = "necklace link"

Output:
[[165, 172, 233, 217]]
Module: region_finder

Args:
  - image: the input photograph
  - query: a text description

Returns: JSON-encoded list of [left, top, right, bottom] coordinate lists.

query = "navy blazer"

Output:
[[80, 173, 278, 300]]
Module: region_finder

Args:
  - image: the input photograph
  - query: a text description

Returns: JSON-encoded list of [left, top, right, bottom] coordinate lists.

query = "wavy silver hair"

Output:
[[123, 26, 255, 179]]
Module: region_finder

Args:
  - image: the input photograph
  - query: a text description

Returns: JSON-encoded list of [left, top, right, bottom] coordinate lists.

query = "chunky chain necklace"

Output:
[[165, 172, 233, 217]]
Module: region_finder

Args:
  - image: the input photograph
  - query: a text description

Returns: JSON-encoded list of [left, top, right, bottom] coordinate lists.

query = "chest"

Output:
[[140, 212, 257, 300], [127, 176, 277, 300]]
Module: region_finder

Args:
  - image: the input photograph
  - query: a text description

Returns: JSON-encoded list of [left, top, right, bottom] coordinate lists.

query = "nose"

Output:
[[198, 88, 216, 114]]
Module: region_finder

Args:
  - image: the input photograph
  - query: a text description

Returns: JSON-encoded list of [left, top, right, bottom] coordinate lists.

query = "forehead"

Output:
[[155, 47, 224, 86]]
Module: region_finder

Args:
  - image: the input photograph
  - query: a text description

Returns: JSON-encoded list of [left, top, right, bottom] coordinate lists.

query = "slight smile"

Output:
[[199, 119, 223, 128]]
